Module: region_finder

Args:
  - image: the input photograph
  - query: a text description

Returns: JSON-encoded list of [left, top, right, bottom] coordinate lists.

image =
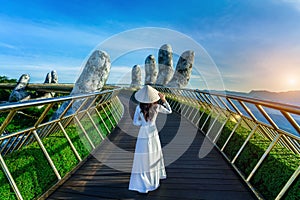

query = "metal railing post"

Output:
[[213, 115, 230, 144], [275, 165, 300, 200], [195, 110, 206, 127], [201, 110, 213, 132], [95, 108, 110, 133], [154, 86, 300, 200], [246, 134, 281, 181], [104, 101, 117, 127], [0, 110, 16, 134], [57, 122, 82, 161], [100, 104, 115, 128], [231, 124, 259, 164], [281, 111, 300, 135], [86, 112, 104, 140], [74, 116, 95, 149], [32, 130, 61, 180], [0, 154, 23, 200], [206, 113, 221, 139]]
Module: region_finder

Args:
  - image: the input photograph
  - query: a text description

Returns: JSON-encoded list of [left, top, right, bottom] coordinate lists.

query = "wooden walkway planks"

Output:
[[47, 91, 256, 200]]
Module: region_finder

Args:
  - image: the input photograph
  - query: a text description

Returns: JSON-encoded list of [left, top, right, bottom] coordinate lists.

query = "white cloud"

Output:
[[0, 53, 82, 83], [278, 0, 300, 11], [0, 42, 17, 49], [0, 16, 106, 46], [1, 64, 80, 83]]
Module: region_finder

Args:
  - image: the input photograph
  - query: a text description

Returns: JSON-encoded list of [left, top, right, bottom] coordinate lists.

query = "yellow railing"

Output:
[[1, 84, 299, 199], [156, 86, 299, 200], [0, 88, 124, 200]]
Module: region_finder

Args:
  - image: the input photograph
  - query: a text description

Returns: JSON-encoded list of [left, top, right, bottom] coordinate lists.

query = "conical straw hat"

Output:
[[134, 85, 160, 103]]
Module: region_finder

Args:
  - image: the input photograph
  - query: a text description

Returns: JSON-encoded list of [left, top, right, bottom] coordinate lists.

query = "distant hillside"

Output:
[[223, 90, 300, 106], [248, 90, 300, 106]]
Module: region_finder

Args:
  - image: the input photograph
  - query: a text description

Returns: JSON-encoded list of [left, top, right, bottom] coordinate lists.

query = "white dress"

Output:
[[129, 101, 172, 193]]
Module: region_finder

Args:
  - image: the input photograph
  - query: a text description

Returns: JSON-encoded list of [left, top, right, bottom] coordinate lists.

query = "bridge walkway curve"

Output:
[[47, 90, 255, 200]]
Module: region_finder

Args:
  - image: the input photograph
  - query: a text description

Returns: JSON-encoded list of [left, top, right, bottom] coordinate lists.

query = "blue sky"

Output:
[[0, 0, 300, 92]]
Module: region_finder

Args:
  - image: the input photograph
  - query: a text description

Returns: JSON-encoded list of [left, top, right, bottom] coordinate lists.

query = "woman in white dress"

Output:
[[129, 85, 172, 193]]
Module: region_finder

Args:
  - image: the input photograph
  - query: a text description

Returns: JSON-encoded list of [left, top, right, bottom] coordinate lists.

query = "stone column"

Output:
[[167, 50, 194, 88], [131, 65, 142, 88], [156, 44, 173, 85], [144, 55, 157, 85]]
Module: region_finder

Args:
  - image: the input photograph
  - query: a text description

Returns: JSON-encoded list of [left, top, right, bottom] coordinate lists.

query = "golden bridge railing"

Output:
[[155, 86, 300, 200], [0, 88, 124, 200], [1, 83, 299, 199]]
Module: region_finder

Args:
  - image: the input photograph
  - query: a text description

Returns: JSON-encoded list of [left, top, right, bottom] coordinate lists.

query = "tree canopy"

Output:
[[0, 76, 17, 101]]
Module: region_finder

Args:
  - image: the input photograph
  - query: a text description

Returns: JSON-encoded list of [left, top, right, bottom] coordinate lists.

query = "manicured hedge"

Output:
[[166, 97, 299, 199], [0, 105, 118, 200], [201, 109, 300, 200]]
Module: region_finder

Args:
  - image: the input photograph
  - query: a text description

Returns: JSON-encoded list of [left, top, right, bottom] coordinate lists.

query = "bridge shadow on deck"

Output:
[[47, 90, 255, 200]]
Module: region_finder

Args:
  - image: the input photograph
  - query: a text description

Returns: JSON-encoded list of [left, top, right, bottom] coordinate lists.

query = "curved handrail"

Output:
[[157, 87, 300, 137], [155, 86, 300, 200], [0, 88, 124, 200], [0, 84, 299, 199], [0, 88, 121, 111], [197, 89, 300, 116]]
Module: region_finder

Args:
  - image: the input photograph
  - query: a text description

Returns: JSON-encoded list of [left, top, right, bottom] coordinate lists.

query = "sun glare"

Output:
[[288, 78, 296, 85], [284, 75, 300, 91], [277, 74, 300, 91], [287, 77, 297, 86]]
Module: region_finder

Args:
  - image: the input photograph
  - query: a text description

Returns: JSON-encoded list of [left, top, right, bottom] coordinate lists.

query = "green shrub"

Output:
[[0, 106, 56, 133], [0, 76, 17, 102], [251, 145, 300, 199], [0, 106, 118, 200], [207, 113, 300, 200], [0, 144, 56, 200], [173, 98, 299, 200]]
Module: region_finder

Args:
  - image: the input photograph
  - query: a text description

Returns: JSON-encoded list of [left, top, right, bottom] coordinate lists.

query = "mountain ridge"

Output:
[[248, 90, 300, 106], [202, 89, 300, 106]]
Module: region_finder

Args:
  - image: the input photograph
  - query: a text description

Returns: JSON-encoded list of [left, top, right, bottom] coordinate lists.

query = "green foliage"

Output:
[[251, 145, 300, 199], [223, 125, 249, 160], [163, 97, 300, 199], [0, 106, 56, 134], [0, 144, 56, 200], [209, 114, 300, 199], [216, 119, 236, 148], [42, 129, 79, 177], [235, 132, 270, 176], [0, 76, 17, 101], [167, 98, 299, 199], [0, 105, 119, 200], [65, 125, 90, 158], [0, 76, 16, 83]]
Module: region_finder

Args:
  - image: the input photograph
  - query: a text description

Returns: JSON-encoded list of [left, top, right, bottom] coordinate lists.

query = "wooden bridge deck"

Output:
[[47, 91, 256, 200]]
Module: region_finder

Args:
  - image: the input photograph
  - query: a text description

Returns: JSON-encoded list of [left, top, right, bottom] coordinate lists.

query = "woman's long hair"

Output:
[[139, 102, 157, 122]]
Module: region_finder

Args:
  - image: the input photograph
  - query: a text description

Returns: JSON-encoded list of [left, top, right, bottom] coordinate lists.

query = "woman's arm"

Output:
[[133, 105, 142, 126], [158, 93, 172, 114]]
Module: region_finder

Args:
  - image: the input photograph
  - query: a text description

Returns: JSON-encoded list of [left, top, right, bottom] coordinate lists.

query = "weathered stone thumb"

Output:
[[167, 50, 194, 88], [71, 50, 111, 95], [8, 74, 31, 102], [156, 44, 173, 85], [144, 55, 157, 85], [51, 50, 110, 120], [131, 64, 142, 88]]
